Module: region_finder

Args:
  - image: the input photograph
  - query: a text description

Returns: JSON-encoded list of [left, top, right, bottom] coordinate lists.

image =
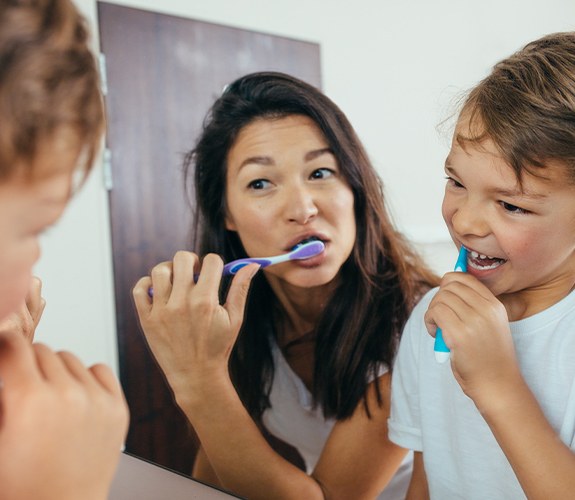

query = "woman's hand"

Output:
[[132, 251, 259, 406], [0, 331, 129, 500], [424, 272, 521, 408], [0, 276, 45, 342]]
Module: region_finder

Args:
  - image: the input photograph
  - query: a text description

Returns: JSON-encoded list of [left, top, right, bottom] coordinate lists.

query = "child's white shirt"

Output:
[[389, 287, 575, 499]]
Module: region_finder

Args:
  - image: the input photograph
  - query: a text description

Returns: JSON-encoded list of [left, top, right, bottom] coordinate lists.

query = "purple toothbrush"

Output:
[[222, 239, 325, 276], [148, 240, 324, 297]]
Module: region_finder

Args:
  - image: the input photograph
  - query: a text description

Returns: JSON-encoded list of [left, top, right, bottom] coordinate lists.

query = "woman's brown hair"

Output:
[[185, 72, 438, 419]]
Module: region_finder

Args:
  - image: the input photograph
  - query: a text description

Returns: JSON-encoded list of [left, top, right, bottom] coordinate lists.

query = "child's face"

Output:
[[224, 114, 356, 289], [0, 134, 78, 320], [442, 123, 575, 317]]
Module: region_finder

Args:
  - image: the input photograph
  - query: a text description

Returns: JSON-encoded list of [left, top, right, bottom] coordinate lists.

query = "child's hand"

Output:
[[0, 276, 45, 341], [0, 331, 129, 500], [132, 251, 259, 407], [424, 272, 521, 407]]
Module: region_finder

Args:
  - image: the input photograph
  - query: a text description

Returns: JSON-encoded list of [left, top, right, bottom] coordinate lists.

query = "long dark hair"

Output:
[[185, 72, 437, 419]]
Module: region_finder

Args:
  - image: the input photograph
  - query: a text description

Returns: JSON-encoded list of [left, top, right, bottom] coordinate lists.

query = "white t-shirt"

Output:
[[262, 342, 413, 500], [389, 288, 575, 499]]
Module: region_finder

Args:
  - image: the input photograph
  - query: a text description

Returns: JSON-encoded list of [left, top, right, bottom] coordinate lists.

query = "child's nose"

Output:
[[451, 200, 490, 237]]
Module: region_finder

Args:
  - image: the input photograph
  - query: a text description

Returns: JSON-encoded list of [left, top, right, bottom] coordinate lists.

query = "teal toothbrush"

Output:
[[434, 246, 468, 363]]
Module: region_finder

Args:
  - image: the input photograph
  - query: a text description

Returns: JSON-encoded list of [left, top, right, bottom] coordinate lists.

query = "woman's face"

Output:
[[224, 114, 356, 289]]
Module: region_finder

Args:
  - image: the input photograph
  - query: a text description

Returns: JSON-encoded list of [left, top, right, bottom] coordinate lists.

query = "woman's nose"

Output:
[[285, 185, 318, 225]]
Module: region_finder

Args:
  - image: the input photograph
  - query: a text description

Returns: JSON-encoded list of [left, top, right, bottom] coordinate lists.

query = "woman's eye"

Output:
[[248, 179, 271, 190], [445, 176, 464, 188], [501, 201, 528, 214], [310, 168, 335, 180]]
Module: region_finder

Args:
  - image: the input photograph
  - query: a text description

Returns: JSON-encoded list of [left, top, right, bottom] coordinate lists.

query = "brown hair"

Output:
[[186, 72, 438, 419], [457, 32, 575, 185], [0, 0, 104, 180]]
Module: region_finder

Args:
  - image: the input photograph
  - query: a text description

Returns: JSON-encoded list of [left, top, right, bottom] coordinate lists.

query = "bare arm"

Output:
[[312, 373, 408, 500], [192, 446, 223, 488], [405, 452, 429, 500]]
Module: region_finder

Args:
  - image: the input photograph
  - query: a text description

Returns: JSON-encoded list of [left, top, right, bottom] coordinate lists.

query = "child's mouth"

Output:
[[467, 250, 506, 271]]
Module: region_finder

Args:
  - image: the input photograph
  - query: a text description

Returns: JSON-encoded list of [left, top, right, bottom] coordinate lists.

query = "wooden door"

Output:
[[98, 2, 321, 476]]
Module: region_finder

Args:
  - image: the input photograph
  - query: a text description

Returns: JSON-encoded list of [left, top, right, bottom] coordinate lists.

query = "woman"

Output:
[[133, 72, 437, 499]]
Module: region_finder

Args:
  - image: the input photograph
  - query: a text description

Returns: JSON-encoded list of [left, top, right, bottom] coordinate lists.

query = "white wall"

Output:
[[35, 0, 575, 370]]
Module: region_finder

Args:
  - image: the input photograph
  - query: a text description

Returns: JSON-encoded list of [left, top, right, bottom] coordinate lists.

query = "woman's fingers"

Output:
[[225, 263, 260, 330], [170, 251, 200, 302], [149, 260, 174, 303]]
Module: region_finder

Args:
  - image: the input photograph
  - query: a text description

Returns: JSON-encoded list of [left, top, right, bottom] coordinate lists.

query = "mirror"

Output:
[[98, 0, 322, 481], [37, 0, 575, 496]]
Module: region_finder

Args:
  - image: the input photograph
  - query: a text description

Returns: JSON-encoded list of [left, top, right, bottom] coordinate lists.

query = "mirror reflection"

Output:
[[132, 71, 439, 498], [31, 0, 575, 498]]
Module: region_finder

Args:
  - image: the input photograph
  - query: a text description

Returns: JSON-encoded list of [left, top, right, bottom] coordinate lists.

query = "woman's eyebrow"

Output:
[[305, 147, 334, 161], [238, 148, 334, 170], [238, 156, 275, 170]]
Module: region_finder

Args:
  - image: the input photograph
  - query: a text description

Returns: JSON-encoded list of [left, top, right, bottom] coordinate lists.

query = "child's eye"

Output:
[[310, 168, 335, 180], [445, 176, 464, 188], [500, 201, 529, 214], [248, 179, 271, 190]]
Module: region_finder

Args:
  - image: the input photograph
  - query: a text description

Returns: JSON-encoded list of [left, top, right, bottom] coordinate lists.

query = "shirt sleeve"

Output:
[[388, 290, 435, 451]]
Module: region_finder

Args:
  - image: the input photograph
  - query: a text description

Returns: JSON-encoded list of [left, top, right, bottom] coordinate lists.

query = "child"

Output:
[[389, 32, 575, 499], [0, 1, 128, 498]]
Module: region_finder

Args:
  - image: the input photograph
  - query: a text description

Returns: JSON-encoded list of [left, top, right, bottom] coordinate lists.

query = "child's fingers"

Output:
[[0, 332, 40, 388], [32, 342, 70, 383], [89, 362, 127, 399], [26, 277, 45, 326]]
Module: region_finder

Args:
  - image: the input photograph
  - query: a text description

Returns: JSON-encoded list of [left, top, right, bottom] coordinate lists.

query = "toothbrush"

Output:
[[148, 240, 325, 297], [221, 239, 324, 275], [434, 245, 468, 363]]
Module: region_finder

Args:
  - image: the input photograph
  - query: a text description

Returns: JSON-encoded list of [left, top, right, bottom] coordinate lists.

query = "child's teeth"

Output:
[[467, 249, 505, 271], [470, 250, 495, 260]]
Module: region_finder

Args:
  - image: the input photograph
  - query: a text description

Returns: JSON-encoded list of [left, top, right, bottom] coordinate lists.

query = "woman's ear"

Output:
[[224, 213, 237, 231]]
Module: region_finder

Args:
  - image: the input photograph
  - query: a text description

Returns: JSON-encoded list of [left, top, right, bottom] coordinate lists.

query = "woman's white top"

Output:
[[261, 342, 412, 499]]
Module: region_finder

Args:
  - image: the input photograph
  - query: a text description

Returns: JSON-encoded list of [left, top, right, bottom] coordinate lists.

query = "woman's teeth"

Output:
[[292, 236, 321, 250], [467, 250, 506, 271]]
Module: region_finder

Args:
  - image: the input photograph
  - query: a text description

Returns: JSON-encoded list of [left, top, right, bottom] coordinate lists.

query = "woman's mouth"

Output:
[[290, 235, 325, 251], [467, 250, 506, 271]]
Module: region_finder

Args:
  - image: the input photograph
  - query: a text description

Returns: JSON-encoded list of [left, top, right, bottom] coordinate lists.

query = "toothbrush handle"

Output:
[[148, 257, 276, 297], [434, 329, 450, 363], [222, 257, 273, 276], [434, 247, 468, 363]]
